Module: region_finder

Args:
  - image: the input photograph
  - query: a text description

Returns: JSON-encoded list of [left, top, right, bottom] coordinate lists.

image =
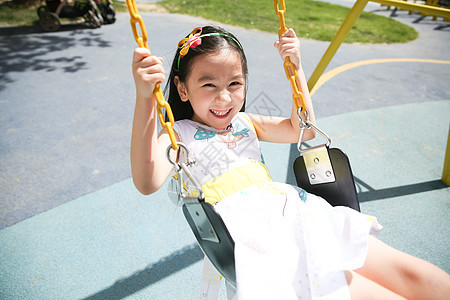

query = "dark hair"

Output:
[[164, 25, 248, 121]]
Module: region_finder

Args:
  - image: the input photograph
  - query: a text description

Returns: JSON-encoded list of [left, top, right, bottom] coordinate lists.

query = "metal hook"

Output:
[[297, 108, 331, 153], [166, 143, 204, 201]]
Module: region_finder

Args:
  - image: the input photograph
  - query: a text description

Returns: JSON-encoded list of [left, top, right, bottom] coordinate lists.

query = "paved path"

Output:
[[0, 4, 449, 299]]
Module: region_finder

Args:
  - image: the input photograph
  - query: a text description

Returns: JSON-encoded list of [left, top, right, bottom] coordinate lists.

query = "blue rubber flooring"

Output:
[[1, 101, 449, 299]]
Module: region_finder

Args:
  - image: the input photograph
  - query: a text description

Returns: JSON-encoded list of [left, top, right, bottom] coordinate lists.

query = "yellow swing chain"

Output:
[[274, 0, 306, 113], [126, 0, 179, 151]]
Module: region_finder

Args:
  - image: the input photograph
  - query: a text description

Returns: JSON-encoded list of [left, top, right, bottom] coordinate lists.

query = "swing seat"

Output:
[[294, 147, 360, 211], [182, 201, 236, 286], [182, 147, 360, 288]]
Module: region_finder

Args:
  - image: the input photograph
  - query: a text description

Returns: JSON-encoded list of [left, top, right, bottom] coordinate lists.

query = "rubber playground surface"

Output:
[[0, 3, 449, 299]]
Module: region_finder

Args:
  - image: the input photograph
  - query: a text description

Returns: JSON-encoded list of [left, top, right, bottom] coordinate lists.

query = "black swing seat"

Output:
[[182, 201, 236, 285], [182, 146, 359, 288], [294, 147, 360, 211]]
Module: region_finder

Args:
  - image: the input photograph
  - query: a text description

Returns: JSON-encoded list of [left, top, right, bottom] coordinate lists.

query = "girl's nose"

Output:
[[215, 90, 232, 104]]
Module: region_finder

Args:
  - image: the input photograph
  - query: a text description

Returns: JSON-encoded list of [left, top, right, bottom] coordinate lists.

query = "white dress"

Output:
[[172, 113, 381, 299]]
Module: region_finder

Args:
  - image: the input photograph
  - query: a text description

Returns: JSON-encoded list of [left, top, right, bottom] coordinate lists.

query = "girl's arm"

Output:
[[249, 28, 316, 144], [130, 48, 176, 195]]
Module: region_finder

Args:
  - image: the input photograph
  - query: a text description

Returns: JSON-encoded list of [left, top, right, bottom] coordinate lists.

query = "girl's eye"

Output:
[[203, 83, 215, 87], [230, 81, 243, 86]]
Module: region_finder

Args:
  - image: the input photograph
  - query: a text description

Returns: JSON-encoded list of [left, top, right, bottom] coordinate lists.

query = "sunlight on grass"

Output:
[[0, 0, 417, 44], [160, 0, 417, 43]]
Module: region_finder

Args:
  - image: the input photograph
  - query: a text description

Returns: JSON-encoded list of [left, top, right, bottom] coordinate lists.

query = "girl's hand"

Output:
[[132, 48, 166, 101], [274, 28, 301, 70]]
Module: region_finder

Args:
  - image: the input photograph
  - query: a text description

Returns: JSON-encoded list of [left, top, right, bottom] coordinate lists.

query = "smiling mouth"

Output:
[[210, 109, 231, 117]]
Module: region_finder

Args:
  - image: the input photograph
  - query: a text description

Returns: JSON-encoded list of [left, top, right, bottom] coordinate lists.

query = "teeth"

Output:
[[211, 109, 229, 116]]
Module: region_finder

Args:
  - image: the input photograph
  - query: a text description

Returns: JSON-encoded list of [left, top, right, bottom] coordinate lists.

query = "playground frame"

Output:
[[306, 0, 450, 186], [307, 0, 450, 91]]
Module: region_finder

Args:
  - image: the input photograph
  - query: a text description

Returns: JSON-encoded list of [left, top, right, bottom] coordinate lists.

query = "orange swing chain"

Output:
[[274, 0, 306, 113], [126, 0, 179, 151]]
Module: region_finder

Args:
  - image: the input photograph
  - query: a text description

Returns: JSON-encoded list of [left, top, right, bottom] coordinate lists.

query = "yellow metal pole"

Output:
[[373, 0, 450, 18], [307, 0, 449, 92], [442, 125, 450, 186], [307, 0, 369, 92]]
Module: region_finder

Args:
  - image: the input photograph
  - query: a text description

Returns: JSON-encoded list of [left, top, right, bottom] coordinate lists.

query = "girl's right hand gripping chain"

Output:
[[132, 48, 165, 102], [131, 48, 173, 195]]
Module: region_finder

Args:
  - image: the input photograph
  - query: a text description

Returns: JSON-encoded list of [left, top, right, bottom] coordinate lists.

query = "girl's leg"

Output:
[[345, 271, 405, 300], [355, 236, 450, 300]]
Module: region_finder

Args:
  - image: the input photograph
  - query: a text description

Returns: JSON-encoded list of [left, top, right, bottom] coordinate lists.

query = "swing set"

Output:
[[126, 0, 361, 287], [125, 0, 448, 288]]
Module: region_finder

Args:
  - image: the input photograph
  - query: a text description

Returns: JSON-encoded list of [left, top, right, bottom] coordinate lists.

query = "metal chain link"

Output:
[[126, 0, 179, 150], [274, 0, 306, 113]]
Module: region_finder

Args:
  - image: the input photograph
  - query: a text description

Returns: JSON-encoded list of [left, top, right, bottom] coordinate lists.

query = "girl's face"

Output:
[[175, 48, 246, 130]]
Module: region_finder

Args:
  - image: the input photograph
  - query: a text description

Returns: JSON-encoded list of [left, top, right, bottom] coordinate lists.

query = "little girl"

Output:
[[130, 25, 449, 299]]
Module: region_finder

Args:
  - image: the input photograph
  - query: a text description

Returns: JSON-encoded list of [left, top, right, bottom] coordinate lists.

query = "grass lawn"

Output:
[[0, 0, 39, 26], [160, 0, 417, 43], [0, 0, 418, 44]]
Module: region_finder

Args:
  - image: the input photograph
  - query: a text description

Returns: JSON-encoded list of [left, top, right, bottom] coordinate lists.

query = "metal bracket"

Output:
[[296, 109, 335, 185], [302, 145, 336, 185], [184, 201, 220, 243], [166, 143, 219, 243]]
